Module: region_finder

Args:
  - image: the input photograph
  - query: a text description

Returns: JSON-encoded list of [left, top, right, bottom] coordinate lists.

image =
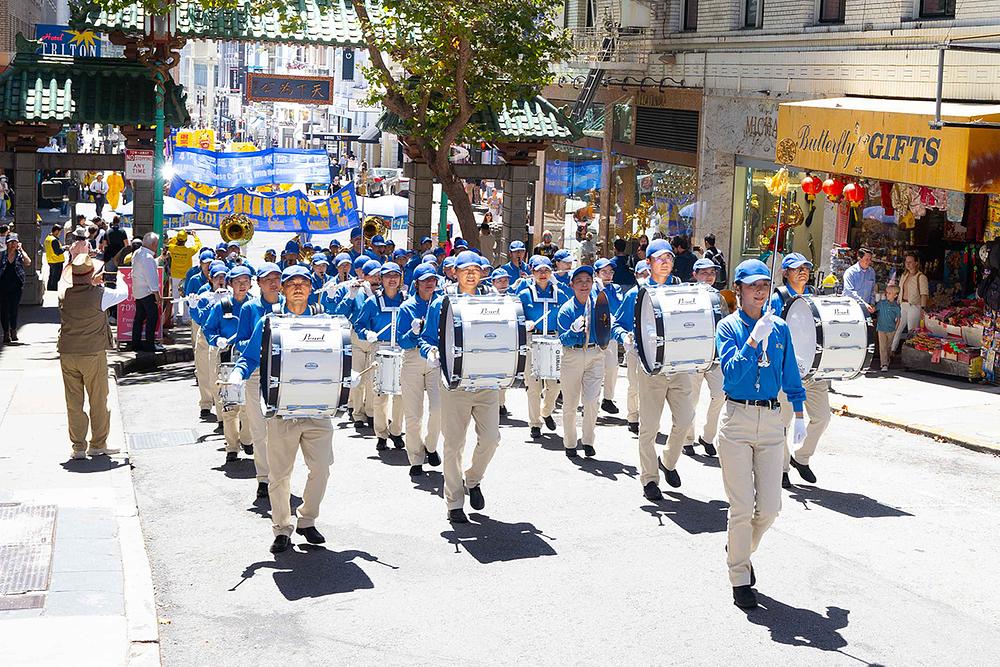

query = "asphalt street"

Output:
[[118, 362, 1000, 666]]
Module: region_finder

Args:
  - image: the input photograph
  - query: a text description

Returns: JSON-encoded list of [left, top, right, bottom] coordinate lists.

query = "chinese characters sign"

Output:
[[246, 73, 334, 105]]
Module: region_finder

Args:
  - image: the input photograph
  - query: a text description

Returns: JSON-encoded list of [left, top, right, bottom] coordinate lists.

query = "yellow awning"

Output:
[[776, 97, 1000, 193]]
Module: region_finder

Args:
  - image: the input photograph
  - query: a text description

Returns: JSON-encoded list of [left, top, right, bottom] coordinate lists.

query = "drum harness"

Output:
[[528, 281, 558, 337]]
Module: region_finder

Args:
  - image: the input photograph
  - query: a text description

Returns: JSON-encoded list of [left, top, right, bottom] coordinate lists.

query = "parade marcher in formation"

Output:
[[441, 256, 457, 283], [308, 253, 331, 305], [404, 239, 428, 283], [356, 261, 406, 451], [233, 262, 283, 499], [489, 267, 513, 416], [396, 263, 443, 477], [186, 251, 216, 417], [59, 253, 128, 458], [337, 259, 381, 428], [366, 235, 386, 261], [715, 259, 806, 610], [332, 253, 353, 283], [556, 264, 604, 458], [684, 257, 725, 457], [518, 256, 567, 439], [552, 248, 573, 287], [190, 261, 229, 427], [420, 251, 502, 523], [619, 259, 650, 433], [44, 224, 66, 291], [203, 265, 254, 463], [279, 240, 301, 269], [263, 248, 277, 264], [769, 253, 830, 487], [612, 239, 694, 500], [501, 240, 530, 281], [228, 265, 336, 553], [593, 258, 622, 415]]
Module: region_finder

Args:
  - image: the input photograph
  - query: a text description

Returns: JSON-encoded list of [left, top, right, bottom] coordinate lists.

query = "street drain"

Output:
[[0, 504, 57, 596], [128, 429, 200, 450], [0, 593, 44, 611]]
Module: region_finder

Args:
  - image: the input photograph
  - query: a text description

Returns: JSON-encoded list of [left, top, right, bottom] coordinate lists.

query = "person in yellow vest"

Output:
[[166, 230, 202, 323], [106, 172, 125, 211], [44, 224, 66, 291]]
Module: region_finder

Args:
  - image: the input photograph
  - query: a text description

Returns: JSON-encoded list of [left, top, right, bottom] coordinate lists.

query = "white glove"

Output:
[[226, 369, 244, 385], [365, 330, 378, 343], [410, 318, 423, 335], [348, 282, 360, 297], [350, 372, 362, 389], [524, 319, 535, 332], [594, 277, 605, 291], [750, 312, 774, 347], [426, 347, 440, 369], [186, 293, 199, 307], [792, 417, 807, 446], [213, 341, 229, 352], [621, 332, 634, 349], [570, 316, 586, 333]]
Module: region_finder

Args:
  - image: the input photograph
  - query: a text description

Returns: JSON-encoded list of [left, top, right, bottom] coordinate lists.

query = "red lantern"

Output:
[[842, 182, 865, 207], [800, 174, 822, 201], [822, 176, 845, 202]]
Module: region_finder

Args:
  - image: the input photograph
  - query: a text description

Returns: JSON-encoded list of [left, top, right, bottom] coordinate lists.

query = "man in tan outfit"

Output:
[[58, 254, 129, 458]]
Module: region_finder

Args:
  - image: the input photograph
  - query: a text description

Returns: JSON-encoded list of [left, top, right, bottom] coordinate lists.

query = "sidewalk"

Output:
[[0, 294, 159, 666]]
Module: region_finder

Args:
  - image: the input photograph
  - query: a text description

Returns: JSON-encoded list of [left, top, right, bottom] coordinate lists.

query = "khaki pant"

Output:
[[878, 330, 893, 368], [210, 347, 250, 452], [401, 348, 440, 465], [191, 320, 200, 350], [373, 390, 403, 439], [524, 343, 559, 428], [625, 347, 640, 423], [194, 325, 214, 410], [350, 333, 375, 420], [242, 369, 269, 482], [560, 346, 604, 449], [602, 340, 620, 400], [717, 401, 784, 587], [60, 352, 111, 452], [686, 364, 725, 444], [265, 417, 334, 537], [439, 386, 501, 510], [780, 379, 831, 471], [637, 371, 695, 485]]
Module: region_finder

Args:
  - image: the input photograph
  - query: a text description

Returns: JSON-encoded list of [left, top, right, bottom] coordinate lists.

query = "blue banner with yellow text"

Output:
[[172, 146, 331, 188]]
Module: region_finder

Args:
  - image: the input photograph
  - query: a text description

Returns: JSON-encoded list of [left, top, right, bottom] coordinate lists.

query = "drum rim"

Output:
[[782, 295, 823, 382], [261, 315, 281, 418], [634, 286, 665, 375], [337, 319, 352, 408], [439, 294, 527, 390]]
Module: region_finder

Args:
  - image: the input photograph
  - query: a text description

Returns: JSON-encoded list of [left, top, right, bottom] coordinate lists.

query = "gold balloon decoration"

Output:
[[615, 200, 653, 241], [764, 167, 790, 197], [770, 198, 804, 228]]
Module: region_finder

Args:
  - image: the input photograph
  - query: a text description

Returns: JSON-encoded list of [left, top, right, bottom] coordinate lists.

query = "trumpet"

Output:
[[221, 213, 254, 246]]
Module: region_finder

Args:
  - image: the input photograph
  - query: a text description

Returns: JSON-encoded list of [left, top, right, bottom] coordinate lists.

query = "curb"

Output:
[[836, 407, 1000, 457], [112, 347, 193, 377]]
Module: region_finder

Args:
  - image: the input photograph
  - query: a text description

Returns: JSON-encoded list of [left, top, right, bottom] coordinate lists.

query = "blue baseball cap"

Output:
[[634, 260, 650, 274], [227, 240, 240, 248], [734, 259, 771, 285], [455, 250, 483, 270], [379, 261, 402, 276], [386, 239, 396, 247], [490, 267, 510, 282], [311, 253, 329, 265], [432, 247, 445, 256], [413, 263, 439, 282], [646, 239, 674, 259], [419, 236, 432, 245], [693, 257, 720, 271], [209, 261, 228, 277], [362, 259, 382, 276], [350, 227, 362, 239], [227, 265, 252, 280], [781, 252, 813, 270], [215, 242, 227, 251], [281, 265, 312, 284], [478, 255, 492, 268], [454, 238, 469, 249], [256, 262, 281, 278], [265, 248, 276, 255], [284, 240, 300, 254], [442, 256, 457, 269], [199, 250, 214, 262], [421, 253, 437, 265], [509, 240, 526, 252], [553, 249, 572, 262], [531, 256, 553, 271], [352, 256, 369, 271], [594, 258, 613, 271], [392, 248, 410, 260], [334, 252, 353, 267], [370, 234, 386, 247], [570, 264, 594, 280]]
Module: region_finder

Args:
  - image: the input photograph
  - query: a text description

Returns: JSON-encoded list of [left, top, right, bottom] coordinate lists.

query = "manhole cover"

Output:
[[128, 429, 200, 450], [0, 504, 57, 596], [0, 593, 44, 611], [0, 504, 56, 546]]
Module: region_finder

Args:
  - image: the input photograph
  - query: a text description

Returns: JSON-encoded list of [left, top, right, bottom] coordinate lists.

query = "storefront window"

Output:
[[613, 100, 633, 143], [611, 156, 697, 241], [542, 145, 603, 247]]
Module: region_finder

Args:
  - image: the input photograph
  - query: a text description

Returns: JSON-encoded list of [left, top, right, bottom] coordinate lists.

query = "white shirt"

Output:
[[101, 281, 130, 310], [90, 179, 108, 195], [131, 246, 159, 300]]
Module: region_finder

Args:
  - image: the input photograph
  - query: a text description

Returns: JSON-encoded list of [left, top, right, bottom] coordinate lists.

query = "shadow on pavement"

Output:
[[685, 451, 721, 469], [211, 458, 258, 480], [441, 513, 557, 564], [500, 416, 528, 428], [640, 491, 729, 534], [532, 433, 565, 452], [60, 456, 130, 473], [745, 595, 876, 663], [232, 545, 392, 600], [117, 364, 194, 386], [788, 485, 913, 519], [570, 456, 638, 481], [367, 448, 410, 467], [246, 493, 302, 520], [411, 470, 443, 498]]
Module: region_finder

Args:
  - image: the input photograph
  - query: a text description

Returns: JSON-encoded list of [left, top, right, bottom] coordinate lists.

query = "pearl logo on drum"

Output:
[[304, 362, 319, 369], [484, 332, 497, 339], [302, 333, 326, 342], [479, 306, 501, 316]]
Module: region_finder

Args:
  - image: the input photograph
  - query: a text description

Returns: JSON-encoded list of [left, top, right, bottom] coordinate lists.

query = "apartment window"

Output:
[[744, 0, 763, 28], [818, 0, 846, 23], [683, 0, 698, 31], [194, 64, 208, 88], [919, 0, 955, 18]]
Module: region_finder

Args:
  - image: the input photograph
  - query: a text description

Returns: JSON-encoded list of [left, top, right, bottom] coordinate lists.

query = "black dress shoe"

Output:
[[601, 399, 619, 415], [699, 437, 717, 457], [565, 448, 579, 459], [199, 408, 213, 419], [582, 444, 596, 457], [226, 451, 238, 462], [256, 481, 269, 498], [367, 417, 374, 428], [152, 343, 166, 353], [790, 457, 817, 483], [530, 426, 541, 439], [543, 415, 557, 431], [295, 526, 326, 544], [659, 460, 681, 488], [214, 423, 224, 434], [409, 464, 424, 477], [781, 472, 792, 489], [376, 438, 388, 451], [643, 481, 663, 501], [628, 422, 639, 434], [425, 449, 441, 467], [499, 405, 508, 417], [390, 435, 405, 449], [733, 585, 758, 609], [354, 419, 367, 429], [750, 564, 756, 587], [242, 442, 254, 455], [468, 485, 485, 510], [448, 508, 469, 523], [270, 535, 291, 554], [682, 444, 696, 456]]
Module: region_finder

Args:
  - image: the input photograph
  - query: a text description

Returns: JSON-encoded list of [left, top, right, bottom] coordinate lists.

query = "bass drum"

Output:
[[438, 294, 527, 391], [259, 314, 353, 418], [783, 294, 875, 381], [635, 283, 728, 375]]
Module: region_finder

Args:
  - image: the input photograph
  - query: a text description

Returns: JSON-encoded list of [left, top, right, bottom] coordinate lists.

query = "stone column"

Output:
[[14, 152, 43, 305], [405, 161, 434, 248], [500, 164, 538, 258]]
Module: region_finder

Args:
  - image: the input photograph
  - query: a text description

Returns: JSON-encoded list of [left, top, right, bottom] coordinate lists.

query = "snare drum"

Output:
[[217, 362, 244, 411], [530, 336, 561, 380], [782, 294, 875, 381], [374, 346, 403, 395], [259, 315, 353, 418], [438, 294, 527, 391], [635, 284, 728, 375]]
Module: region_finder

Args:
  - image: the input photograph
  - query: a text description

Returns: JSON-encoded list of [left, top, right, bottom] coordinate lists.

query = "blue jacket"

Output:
[[517, 281, 568, 336], [610, 275, 680, 343], [234, 295, 284, 355], [396, 293, 435, 350], [202, 294, 249, 347], [417, 294, 448, 359], [501, 260, 530, 281], [355, 291, 406, 344], [715, 310, 805, 411], [769, 283, 814, 317], [403, 256, 422, 286], [190, 284, 221, 327], [557, 295, 600, 347], [184, 269, 209, 297]]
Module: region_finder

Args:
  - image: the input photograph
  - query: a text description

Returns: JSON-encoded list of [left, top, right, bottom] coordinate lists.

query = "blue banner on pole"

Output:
[[172, 147, 331, 188]]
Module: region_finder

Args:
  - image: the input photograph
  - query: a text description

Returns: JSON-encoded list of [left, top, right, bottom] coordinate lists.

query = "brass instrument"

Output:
[[220, 213, 254, 246], [288, 233, 314, 262], [363, 215, 390, 247]]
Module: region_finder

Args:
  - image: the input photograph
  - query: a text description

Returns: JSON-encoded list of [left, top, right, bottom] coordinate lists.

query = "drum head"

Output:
[[783, 297, 819, 379], [594, 291, 612, 349], [635, 287, 661, 375], [260, 316, 279, 416], [438, 297, 458, 388]]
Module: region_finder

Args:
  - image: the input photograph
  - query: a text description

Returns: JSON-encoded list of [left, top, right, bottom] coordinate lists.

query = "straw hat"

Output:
[[61, 252, 104, 286]]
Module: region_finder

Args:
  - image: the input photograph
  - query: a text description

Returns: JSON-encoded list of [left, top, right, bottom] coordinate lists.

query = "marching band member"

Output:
[[263, 248, 277, 264], [189, 261, 229, 427], [233, 262, 284, 499], [716, 259, 806, 610], [552, 248, 573, 287], [500, 240, 530, 281], [770, 252, 829, 488], [395, 248, 415, 284], [202, 265, 254, 463], [186, 250, 216, 417], [308, 253, 331, 305], [622, 260, 650, 433], [396, 263, 443, 477], [517, 256, 567, 440], [332, 252, 353, 282], [593, 258, 622, 416], [347, 226, 364, 261], [490, 267, 513, 416], [420, 251, 502, 523], [683, 257, 725, 457], [366, 235, 386, 261], [279, 240, 301, 269], [441, 256, 457, 283], [227, 265, 336, 554], [356, 262, 406, 451], [556, 264, 604, 458], [337, 259, 382, 428], [612, 239, 693, 501]]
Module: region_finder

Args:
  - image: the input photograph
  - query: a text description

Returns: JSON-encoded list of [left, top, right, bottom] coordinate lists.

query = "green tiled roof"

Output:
[[71, 0, 368, 47], [0, 52, 190, 126], [378, 96, 583, 143]]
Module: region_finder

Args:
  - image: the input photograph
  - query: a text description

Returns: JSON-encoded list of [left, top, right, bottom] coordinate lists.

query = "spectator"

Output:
[[129, 232, 163, 353], [166, 230, 202, 323], [891, 252, 930, 353], [843, 247, 877, 314], [671, 235, 696, 282], [0, 233, 31, 344], [103, 217, 128, 266], [611, 238, 636, 287], [533, 229, 559, 258], [702, 233, 728, 289], [44, 224, 66, 291], [89, 172, 109, 218], [632, 235, 649, 268], [478, 220, 498, 265], [0, 174, 10, 220]]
